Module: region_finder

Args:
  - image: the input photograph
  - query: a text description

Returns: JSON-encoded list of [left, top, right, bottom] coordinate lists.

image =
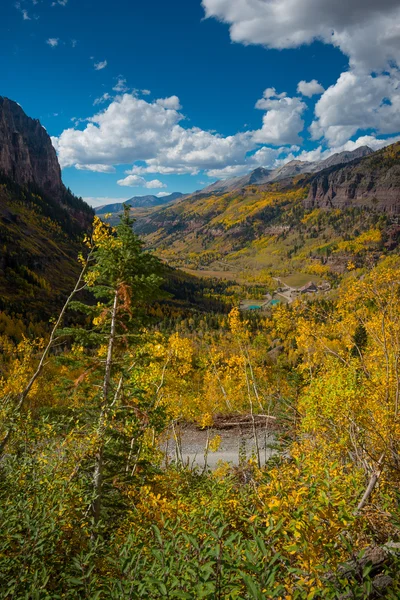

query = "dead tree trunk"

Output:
[[355, 453, 385, 514], [92, 288, 118, 525]]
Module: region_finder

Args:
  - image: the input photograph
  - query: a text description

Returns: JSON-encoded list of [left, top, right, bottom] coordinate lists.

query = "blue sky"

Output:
[[3, 0, 400, 206]]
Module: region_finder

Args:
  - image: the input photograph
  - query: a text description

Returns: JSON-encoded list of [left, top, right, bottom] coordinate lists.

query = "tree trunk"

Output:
[[92, 288, 118, 525], [355, 453, 385, 514]]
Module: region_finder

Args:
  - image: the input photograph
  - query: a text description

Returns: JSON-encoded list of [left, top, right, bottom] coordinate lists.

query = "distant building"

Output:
[[298, 281, 318, 294]]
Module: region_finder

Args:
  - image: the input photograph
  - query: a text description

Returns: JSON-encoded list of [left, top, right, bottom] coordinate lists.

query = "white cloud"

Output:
[[156, 191, 171, 197], [22, 9, 30, 20], [93, 93, 112, 106], [156, 96, 182, 110], [54, 88, 400, 182], [206, 145, 299, 179], [201, 0, 400, 72], [71, 39, 78, 48], [83, 196, 129, 208], [54, 93, 258, 175], [46, 38, 59, 47], [52, 0, 68, 5], [289, 134, 400, 164], [75, 164, 116, 173], [141, 89, 151, 96], [146, 179, 167, 189], [94, 60, 108, 71], [297, 79, 325, 97], [202, 1, 400, 149], [113, 77, 129, 93], [311, 70, 400, 146], [117, 175, 167, 189], [53, 91, 315, 179], [253, 89, 307, 145]]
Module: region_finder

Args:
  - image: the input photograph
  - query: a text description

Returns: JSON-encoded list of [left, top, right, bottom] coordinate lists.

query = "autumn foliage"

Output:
[[1, 213, 400, 598]]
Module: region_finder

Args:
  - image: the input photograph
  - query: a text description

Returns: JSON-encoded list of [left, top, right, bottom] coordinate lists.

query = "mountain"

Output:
[[308, 146, 374, 173], [193, 146, 374, 199], [0, 97, 93, 324], [0, 97, 65, 201], [195, 167, 273, 197], [132, 142, 400, 277], [306, 144, 400, 212], [95, 192, 184, 214]]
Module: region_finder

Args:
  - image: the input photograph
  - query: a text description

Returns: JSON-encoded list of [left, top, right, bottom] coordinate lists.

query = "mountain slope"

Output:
[[194, 146, 373, 199], [0, 97, 94, 322], [95, 192, 184, 214], [132, 143, 400, 276], [306, 144, 400, 212]]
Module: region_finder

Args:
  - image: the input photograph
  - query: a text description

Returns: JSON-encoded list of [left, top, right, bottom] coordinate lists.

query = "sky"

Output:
[[3, 0, 400, 207]]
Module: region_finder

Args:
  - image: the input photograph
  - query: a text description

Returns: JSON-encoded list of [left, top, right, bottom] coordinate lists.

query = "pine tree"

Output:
[[61, 207, 165, 527]]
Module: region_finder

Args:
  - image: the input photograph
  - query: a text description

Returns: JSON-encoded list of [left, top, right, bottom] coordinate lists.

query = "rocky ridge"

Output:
[[0, 97, 93, 321], [193, 146, 373, 199], [305, 143, 400, 213], [0, 97, 64, 201]]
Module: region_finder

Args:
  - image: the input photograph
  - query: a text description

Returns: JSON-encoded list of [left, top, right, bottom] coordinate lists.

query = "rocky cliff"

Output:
[[0, 97, 94, 323], [0, 97, 64, 201], [305, 144, 400, 214]]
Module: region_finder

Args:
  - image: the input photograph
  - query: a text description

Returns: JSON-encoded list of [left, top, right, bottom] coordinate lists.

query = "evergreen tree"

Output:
[[62, 207, 165, 527]]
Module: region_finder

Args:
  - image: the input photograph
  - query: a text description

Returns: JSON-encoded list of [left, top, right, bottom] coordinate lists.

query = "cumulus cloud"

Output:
[[94, 60, 108, 71], [311, 70, 400, 145], [117, 175, 167, 189], [156, 96, 182, 110], [53, 93, 258, 175], [297, 79, 325, 97], [202, 0, 400, 149], [53, 87, 400, 182], [201, 0, 400, 71], [206, 145, 300, 179], [288, 134, 400, 165], [146, 179, 167, 189], [75, 164, 116, 173], [53, 90, 335, 180], [253, 89, 307, 145], [46, 38, 59, 47], [156, 191, 171, 197]]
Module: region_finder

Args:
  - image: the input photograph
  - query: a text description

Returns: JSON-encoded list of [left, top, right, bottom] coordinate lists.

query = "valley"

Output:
[[1, 97, 400, 598]]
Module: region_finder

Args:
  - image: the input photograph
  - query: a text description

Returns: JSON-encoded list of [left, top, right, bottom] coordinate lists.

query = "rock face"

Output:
[[307, 146, 374, 173], [0, 97, 63, 200], [0, 97, 94, 320], [305, 144, 400, 214], [193, 147, 374, 199]]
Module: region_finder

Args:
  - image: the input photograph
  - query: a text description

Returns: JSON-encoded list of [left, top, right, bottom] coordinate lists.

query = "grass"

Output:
[[280, 273, 324, 288]]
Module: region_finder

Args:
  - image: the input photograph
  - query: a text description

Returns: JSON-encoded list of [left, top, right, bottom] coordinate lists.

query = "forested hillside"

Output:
[[1, 210, 400, 598], [133, 145, 400, 279], [2, 100, 400, 599], [0, 98, 94, 332]]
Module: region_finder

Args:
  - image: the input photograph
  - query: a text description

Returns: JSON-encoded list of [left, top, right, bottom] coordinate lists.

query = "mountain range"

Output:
[[193, 146, 374, 198], [131, 142, 400, 276], [2, 94, 400, 320], [95, 146, 375, 222], [95, 192, 184, 214]]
